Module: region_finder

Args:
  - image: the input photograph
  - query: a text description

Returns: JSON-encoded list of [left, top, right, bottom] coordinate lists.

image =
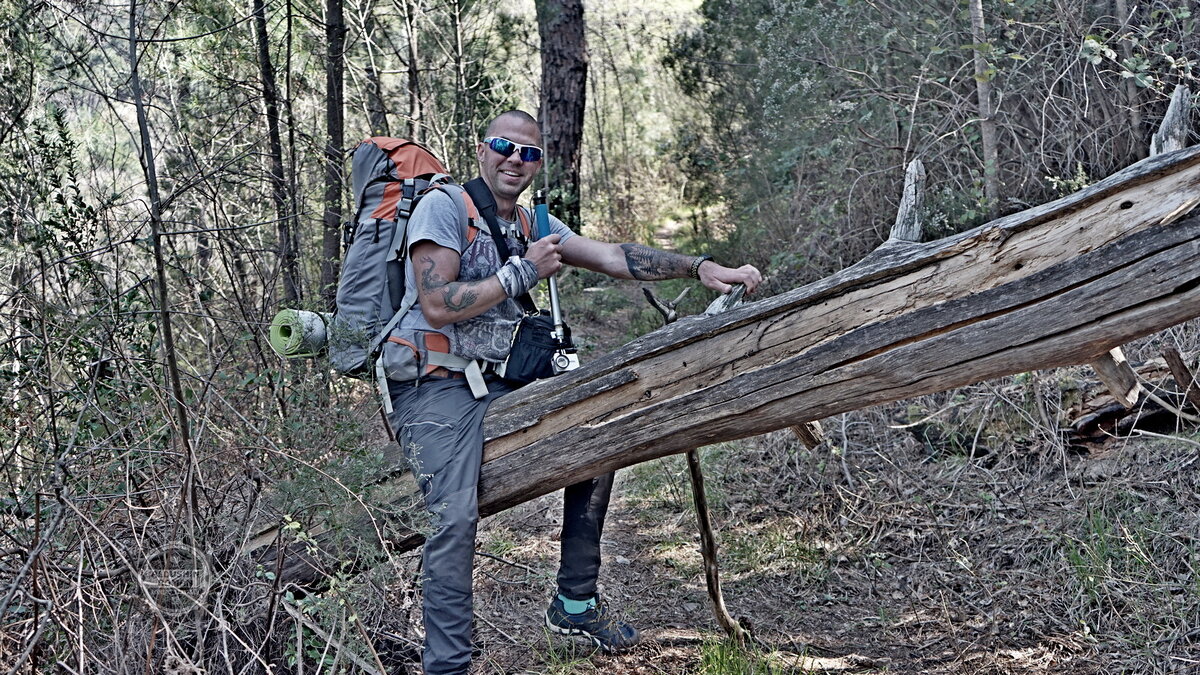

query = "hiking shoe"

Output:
[[545, 595, 640, 653]]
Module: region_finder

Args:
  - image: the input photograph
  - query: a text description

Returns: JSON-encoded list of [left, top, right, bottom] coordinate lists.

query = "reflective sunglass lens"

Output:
[[488, 138, 516, 156], [519, 147, 543, 162]]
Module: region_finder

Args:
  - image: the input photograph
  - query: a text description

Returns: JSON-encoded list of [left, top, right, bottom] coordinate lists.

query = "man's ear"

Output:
[[476, 142, 486, 165]]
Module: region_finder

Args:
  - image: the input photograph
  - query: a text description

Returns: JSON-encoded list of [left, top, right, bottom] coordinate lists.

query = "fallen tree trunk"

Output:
[[253, 140, 1200, 588]]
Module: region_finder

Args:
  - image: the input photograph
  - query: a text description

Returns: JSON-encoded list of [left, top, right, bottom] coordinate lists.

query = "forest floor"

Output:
[[373, 279, 1200, 674]]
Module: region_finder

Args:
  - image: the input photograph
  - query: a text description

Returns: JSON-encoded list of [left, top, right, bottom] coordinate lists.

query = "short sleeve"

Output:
[[407, 189, 467, 255]]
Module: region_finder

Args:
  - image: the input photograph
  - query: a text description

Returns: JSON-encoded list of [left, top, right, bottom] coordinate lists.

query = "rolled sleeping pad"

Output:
[[269, 309, 332, 358]]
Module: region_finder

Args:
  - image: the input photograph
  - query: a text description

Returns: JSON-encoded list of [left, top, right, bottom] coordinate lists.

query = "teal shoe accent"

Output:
[[557, 594, 596, 614]]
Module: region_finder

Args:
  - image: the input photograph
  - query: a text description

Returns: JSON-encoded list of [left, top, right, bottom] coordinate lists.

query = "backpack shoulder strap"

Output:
[[462, 177, 537, 314], [515, 206, 532, 241], [372, 179, 471, 361]]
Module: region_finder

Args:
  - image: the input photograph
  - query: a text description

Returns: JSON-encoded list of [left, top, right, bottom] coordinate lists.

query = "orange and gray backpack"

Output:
[[328, 137, 530, 403], [328, 138, 469, 376]]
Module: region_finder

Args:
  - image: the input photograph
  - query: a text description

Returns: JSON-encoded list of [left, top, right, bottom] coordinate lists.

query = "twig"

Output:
[[280, 602, 385, 675], [473, 607, 522, 646], [1163, 346, 1200, 411], [1129, 429, 1200, 449], [474, 549, 542, 576]]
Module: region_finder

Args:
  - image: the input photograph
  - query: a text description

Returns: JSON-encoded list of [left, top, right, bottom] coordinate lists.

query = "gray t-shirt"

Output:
[[399, 188, 574, 362]]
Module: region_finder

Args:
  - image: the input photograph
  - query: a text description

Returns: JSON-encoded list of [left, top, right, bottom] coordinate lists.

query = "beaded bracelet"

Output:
[[689, 254, 714, 279]]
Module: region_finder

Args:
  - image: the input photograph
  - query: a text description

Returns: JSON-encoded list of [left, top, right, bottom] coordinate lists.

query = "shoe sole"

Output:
[[544, 614, 635, 654]]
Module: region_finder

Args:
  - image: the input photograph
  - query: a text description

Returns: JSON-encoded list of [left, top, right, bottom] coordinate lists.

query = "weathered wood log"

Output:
[[253, 143, 1200, 588], [1090, 85, 1195, 407]]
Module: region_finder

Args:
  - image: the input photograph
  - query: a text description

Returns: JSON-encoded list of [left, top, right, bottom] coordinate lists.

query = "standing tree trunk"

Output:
[[402, 0, 421, 139], [363, 3, 390, 137], [127, 0, 197, 530], [969, 0, 1001, 219], [1114, 0, 1146, 159], [252, 0, 300, 305], [536, 0, 587, 233], [320, 0, 346, 309]]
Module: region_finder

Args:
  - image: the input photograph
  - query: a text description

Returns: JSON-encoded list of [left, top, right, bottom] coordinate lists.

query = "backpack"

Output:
[[328, 137, 473, 377], [327, 137, 532, 402]]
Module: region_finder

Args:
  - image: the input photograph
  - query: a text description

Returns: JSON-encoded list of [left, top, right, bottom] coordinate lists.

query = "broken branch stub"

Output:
[[1151, 85, 1192, 157], [889, 159, 926, 244]]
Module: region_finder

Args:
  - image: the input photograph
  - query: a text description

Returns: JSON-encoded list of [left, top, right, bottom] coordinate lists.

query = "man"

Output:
[[389, 109, 762, 674]]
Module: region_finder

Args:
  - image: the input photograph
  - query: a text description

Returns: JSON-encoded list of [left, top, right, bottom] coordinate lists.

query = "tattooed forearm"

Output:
[[418, 255, 483, 312], [442, 285, 479, 312], [620, 244, 692, 281]]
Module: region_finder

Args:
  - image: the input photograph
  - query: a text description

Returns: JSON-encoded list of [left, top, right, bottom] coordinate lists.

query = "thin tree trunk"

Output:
[[536, 0, 587, 232], [252, 0, 300, 305], [969, 0, 1000, 219], [1114, 0, 1146, 159], [403, 0, 420, 139], [363, 3, 389, 137], [320, 0, 346, 309], [285, 0, 301, 270], [127, 0, 197, 521]]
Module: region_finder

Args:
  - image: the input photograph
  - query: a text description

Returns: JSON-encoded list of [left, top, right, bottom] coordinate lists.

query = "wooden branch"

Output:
[[686, 450, 748, 644], [790, 422, 825, 450], [648, 284, 746, 641], [251, 144, 1200, 588], [1163, 346, 1200, 411]]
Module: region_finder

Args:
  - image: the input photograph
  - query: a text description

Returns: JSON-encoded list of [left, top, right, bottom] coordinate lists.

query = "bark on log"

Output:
[[253, 144, 1200, 588], [1090, 84, 1195, 407]]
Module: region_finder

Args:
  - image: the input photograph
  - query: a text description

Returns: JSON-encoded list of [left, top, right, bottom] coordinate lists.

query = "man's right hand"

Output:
[[525, 234, 563, 280]]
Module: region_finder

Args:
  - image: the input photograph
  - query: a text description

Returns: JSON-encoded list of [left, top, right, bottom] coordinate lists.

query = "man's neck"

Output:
[[495, 197, 518, 221]]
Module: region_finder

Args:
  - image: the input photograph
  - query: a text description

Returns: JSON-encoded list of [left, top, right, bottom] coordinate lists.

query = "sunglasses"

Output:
[[482, 136, 544, 163]]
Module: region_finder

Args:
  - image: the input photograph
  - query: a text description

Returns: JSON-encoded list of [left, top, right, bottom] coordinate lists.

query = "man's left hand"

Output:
[[698, 262, 763, 295]]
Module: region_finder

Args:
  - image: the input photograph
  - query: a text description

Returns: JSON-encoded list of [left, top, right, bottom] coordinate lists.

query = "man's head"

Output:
[[477, 110, 543, 206]]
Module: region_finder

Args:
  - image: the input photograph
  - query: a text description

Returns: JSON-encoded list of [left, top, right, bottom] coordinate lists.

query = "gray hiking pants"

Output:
[[387, 376, 613, 675]]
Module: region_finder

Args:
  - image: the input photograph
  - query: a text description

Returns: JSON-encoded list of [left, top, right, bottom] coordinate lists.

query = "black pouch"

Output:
[[501, 311, 560, 386]]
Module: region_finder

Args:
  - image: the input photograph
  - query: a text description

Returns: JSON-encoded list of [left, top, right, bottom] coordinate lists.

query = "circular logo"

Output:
[[140, 543, 211, 617]]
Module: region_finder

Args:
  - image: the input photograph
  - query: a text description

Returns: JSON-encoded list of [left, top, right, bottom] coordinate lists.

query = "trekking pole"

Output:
[[533, 189, 579, 374]]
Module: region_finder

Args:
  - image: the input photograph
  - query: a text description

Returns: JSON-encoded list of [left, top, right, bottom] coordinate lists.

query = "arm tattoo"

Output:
[[418, 255, 482, 313], [443, 285, 479, 312], [418, 255, 445, 292], [620, 244, 692, 281]]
